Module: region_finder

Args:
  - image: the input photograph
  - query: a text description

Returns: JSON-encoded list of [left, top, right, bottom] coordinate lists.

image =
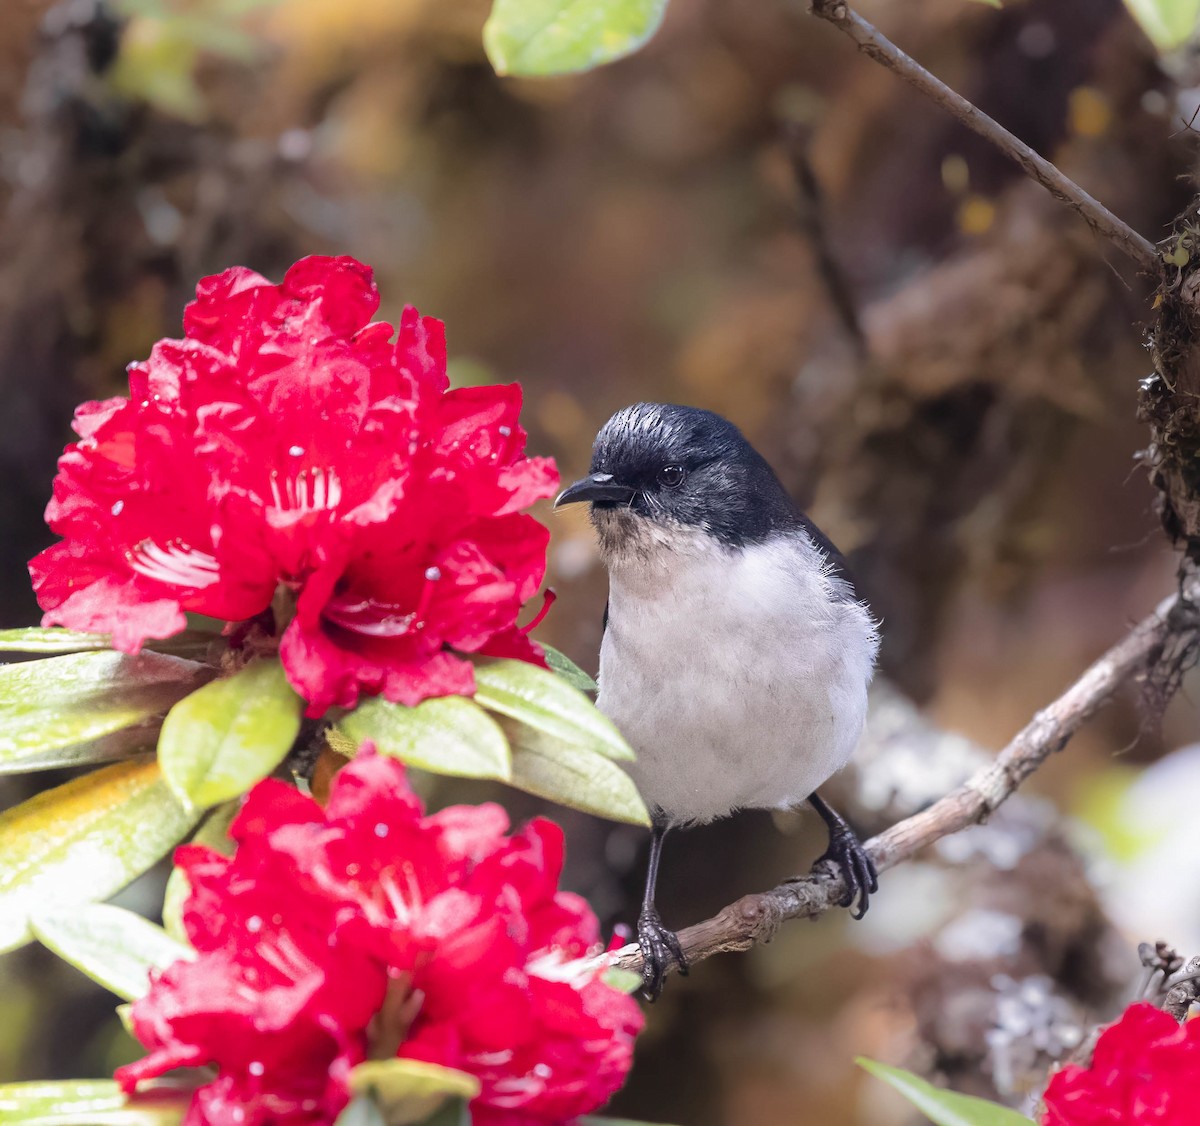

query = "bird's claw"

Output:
[[637, 909, 688, 1001], [814, 824, 878, 920]]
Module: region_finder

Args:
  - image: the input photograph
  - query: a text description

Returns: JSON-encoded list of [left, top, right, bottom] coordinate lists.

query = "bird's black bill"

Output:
[[554, 472, 636, 509]]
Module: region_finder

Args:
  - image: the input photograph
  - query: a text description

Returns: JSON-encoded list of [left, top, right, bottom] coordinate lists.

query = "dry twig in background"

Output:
[[806, 0, 1161, 274]]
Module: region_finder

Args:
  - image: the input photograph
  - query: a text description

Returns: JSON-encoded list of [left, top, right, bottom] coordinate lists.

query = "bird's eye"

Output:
[[658, 464, 686, 488]]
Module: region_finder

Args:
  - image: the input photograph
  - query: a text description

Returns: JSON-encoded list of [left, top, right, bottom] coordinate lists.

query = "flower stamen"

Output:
[[268, 467, 343, 514], [412, 566, 441, 627], [520, 588, 556, 634], [128, 540, 221, 589], [320, 571, 439, 639]]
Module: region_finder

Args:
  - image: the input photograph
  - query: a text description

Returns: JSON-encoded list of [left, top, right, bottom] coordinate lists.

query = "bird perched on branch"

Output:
[[556, 403, 880, 998]]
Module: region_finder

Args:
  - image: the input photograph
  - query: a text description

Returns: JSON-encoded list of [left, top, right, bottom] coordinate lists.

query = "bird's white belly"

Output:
[[596, 535, 877, 825]]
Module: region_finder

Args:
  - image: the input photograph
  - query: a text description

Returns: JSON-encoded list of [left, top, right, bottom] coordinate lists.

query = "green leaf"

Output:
[[336, 696, 511, 781], [484, 0, 670, 76], [0, 1079, 190, 1125], [583, 1119, 680, 1126], [0, 627, 112, 653], [144, 630, 225, 661], [0, 650, 210, 773], [1123, 0, 1200, 49], [601, 966, 643, 994], [31, 904, 192, 1001], [117, 1003, 136, 1037], [418, 1101, 472, 1126], [0, 757, 201, 953], [857, 1059, 1034, 1126], [184, 613, 225, 633], [157, 657, 303, 811], [474, 659, 632, 761], [540, 643, 597, 693], [334, 1097, 388, 1126], [502, 717, 649, 825], [162, 802, 238, 944], [348, 1059, 480, 1125], [0, 627, 218, 660]]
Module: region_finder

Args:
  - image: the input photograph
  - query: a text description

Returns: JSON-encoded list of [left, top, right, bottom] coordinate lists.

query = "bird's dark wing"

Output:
[[796, 511, 861, 604]]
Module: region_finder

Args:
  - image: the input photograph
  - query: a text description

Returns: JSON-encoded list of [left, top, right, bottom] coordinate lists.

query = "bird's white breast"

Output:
[[596, 520, 878, 825]]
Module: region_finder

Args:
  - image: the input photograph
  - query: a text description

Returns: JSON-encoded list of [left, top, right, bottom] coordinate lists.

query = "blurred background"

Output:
[[1, 0, 1199, 1121]]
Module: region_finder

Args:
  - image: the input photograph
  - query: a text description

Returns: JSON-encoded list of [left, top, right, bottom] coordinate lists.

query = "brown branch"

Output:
[[783, 123, 868, 358], [806, 0, 1161, 276], [612, 584, 1200, 977]]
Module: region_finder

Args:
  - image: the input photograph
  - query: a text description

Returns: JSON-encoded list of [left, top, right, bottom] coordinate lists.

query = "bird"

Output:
[[554, 402, 880, 999]]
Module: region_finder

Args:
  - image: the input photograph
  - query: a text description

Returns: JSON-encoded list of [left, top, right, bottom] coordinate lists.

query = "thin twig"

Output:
[[612, 583, 1199, 977], [1162, 957, 1200, 1020], [805, 0, 1160, 275], [783, 122, 868, 357]]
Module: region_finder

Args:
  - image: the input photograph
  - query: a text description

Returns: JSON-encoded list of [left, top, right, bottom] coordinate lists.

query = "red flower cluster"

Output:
[[117, 752, 643, 1125], [1041, 1003, 1200, 1125], [30, 256, 558, 715]]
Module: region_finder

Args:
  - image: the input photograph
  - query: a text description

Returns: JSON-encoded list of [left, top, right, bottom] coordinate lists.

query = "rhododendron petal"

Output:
[[425, 802, 512, 862], [1040, 1002, 1200, 1126], [233, 777, 325, 838], [322, 750, 425, 824], [72, 396, 127, 438], [281, 256, 379, 336], [436, 384, 524, 460], [396, 305, 448, 397], [280, 615, 479, 717], [32, 255, 557, 716], [496, 457, 561, 516], [477, 627, 549, 667], [40, 574, 186, 653], [119, 754, 642, 1125]]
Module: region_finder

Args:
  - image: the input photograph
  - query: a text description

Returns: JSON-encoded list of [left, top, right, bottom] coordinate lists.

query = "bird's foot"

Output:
[[812, 823, 877, 920], [637, 909, 688, 1001]]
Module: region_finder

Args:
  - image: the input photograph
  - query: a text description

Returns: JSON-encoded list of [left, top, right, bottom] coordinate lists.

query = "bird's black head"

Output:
[[555, 403, 798, 548]]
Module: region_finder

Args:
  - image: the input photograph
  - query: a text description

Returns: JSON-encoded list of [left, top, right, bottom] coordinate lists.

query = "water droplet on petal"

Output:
[[374, 823, 389, 838], [424, 566, 441, 581], [499, 425, 512, 437], [288, 445, 305, 457], [248, 1061, 265, 1077], [246, 915, 263, 934], [110, 500, 124, 516]]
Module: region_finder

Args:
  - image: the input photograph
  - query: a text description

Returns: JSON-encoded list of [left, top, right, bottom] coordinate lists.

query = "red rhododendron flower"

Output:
[[1041, 1003, 1200, 1125], [30, 256, 558, 715], [116, 751, 643, 1125]]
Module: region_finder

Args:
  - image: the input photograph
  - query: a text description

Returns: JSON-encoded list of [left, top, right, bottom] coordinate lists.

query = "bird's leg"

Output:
[[636, 817, 688, 1001], [806, 791, 877, 920]]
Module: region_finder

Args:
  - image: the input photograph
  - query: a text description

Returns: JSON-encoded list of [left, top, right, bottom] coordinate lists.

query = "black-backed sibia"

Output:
[[556, 403, 880, 999]]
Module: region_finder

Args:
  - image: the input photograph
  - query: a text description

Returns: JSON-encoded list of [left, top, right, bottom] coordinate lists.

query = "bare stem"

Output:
[[611, 584, 1199, 977], [783, 123, 868, 357], [806, 0, 1160, 275]]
